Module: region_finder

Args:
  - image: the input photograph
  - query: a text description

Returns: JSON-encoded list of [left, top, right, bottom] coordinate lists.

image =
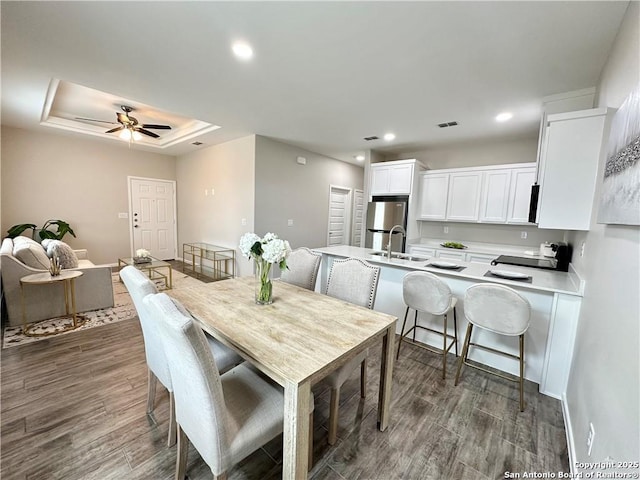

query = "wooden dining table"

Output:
[[170, 276, 397, 479]]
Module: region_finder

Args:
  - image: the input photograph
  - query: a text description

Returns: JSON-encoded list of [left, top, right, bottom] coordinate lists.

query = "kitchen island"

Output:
[[313, 245, 584, 399]]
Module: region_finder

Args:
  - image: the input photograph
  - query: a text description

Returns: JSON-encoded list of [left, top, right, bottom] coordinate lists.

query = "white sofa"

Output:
[[1, 237, 114, 327]]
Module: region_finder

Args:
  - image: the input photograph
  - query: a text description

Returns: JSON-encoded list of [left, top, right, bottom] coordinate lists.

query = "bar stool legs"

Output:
[[396, 305, 458, 379]]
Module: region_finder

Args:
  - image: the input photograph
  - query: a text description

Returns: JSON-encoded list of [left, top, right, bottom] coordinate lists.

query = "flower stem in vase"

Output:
[[255, 260, 273, 305]]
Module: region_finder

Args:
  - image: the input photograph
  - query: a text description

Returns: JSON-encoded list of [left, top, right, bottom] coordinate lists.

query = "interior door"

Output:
[[351, 189, 364, 247], [129, 177, 177, 260], [327, 186, 352, 247]]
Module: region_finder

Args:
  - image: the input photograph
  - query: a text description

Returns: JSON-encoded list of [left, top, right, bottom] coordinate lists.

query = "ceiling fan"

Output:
[[76, 105, 171, 139]]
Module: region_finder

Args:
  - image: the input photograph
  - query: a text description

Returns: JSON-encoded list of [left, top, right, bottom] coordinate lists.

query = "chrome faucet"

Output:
[[387, 225, 406, 259]]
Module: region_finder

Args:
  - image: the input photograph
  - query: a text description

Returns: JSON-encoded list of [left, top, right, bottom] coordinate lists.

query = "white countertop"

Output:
[[314, 245, 583, 296]]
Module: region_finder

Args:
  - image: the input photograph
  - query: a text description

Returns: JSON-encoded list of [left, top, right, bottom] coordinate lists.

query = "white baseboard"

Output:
[[562, 392, 577, 474]]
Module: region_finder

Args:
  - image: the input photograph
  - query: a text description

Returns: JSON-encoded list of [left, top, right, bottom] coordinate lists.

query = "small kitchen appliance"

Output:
[[491, 242, 572, 272]]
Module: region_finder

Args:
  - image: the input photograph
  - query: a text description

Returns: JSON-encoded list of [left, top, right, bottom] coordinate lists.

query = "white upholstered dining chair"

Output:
[[280, 247, 322, 290], [143, 292, 314, 479], [323, 257, 380, 445], [119, 266, 243, 446]]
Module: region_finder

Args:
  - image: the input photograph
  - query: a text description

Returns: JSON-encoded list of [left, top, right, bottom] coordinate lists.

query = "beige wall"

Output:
[[1, 127, 176, 264], [176, 135, 256, 277], [566, 1, 639, 469], [254, 136, 364, 251], [383, 135, 538, 169]]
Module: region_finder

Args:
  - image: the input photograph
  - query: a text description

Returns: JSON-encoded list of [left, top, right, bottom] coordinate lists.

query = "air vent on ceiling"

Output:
[[363, 136, 379, 141], [192, 141, 204, 146], [438, 121, 458, 128]]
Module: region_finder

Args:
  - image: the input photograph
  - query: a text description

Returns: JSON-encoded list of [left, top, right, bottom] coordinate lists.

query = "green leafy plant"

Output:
[[7, 219, 76, 241]]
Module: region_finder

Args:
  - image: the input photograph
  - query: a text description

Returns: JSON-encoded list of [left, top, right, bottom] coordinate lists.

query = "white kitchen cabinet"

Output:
[[370, 161, 414, 195], [408, 245, 437, 257], [446, 172, 482, 222], [479, 169, 511, 222], [418, 173, 449, 220], [536, 108, 611, 230], [507, 167, 536, 224], [436, 250, 466, 261], [465, 252, 496, 264]]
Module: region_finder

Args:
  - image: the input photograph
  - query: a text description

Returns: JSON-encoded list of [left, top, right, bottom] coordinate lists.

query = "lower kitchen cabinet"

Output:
[[465, 252, 497, 264]]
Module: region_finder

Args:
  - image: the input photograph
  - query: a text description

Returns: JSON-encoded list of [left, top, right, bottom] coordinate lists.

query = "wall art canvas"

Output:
[[597, 83, 640, 226]]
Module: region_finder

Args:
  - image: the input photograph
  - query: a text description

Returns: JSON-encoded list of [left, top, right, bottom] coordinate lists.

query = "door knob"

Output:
[[134, 225, 139, 228]]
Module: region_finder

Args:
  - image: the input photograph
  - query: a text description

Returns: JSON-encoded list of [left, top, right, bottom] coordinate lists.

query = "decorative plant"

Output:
[[6, 219, 76, 241], [239, 232, 291, 305]]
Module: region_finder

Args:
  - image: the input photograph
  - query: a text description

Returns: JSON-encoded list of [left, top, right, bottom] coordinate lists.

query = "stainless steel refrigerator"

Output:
[[365, 195, 409, 252]]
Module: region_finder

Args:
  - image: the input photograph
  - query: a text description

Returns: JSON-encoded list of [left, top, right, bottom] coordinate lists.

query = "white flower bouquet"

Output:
[[239, 232, 291, 304], [134, 248, 152, 264]]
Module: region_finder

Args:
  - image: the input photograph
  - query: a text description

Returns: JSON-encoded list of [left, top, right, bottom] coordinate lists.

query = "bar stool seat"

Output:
[[396, 271, 458, 379], [454, 283, 531, 411]]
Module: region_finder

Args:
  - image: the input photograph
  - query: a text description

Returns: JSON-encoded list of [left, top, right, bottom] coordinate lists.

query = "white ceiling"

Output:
[[1, 1, 629, 164]]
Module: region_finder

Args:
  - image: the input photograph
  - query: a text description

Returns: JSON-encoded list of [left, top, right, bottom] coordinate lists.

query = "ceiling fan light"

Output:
[[132, 130, 143, 141], [119, 129, 132, 140]]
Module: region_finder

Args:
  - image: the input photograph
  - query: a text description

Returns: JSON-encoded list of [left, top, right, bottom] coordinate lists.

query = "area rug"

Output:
[[2, 269, 201, 348]]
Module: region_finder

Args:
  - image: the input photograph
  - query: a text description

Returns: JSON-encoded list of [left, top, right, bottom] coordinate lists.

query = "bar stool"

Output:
[[454, 283, 531, 411], [396, 271, 458, 379]]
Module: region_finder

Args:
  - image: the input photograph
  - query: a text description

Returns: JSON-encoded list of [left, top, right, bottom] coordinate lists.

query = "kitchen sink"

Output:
[[369, 252, 428, 262]]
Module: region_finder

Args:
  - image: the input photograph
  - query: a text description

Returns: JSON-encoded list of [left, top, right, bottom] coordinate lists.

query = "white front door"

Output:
[[129, 177, 177, 260], [351, 189, 364, 247], [327, 186, 352, 247]]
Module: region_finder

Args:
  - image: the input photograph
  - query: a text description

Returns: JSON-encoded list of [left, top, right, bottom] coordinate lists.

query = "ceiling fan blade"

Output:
[[135, 127, 160, 138], [141, 124, 172, 130], [75, 117, 119, 124], [105, 126, 125, 134]]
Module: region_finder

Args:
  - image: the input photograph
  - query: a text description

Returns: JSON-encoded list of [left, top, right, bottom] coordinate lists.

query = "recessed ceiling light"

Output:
[[496, 112, 513, 122], [355, 155, 365, 161], [232, 42, 253, 60], [383, 133, 396, 141]]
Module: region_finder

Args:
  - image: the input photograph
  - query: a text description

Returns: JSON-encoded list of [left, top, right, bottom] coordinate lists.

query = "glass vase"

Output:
[[255, 260, 273, 305]]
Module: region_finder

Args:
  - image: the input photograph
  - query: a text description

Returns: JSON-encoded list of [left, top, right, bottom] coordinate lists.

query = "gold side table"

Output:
[[20, 270, 86, 337]]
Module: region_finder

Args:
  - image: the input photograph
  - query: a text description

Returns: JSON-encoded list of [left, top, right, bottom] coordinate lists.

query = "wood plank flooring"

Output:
[[1, 285, 569, 480]]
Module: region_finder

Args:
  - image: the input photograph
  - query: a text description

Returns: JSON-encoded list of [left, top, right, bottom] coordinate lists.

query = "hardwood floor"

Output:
[[1, 299, 569, 479]]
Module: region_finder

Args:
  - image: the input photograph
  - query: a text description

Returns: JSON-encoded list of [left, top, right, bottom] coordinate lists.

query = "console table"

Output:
[[182, 243, 235, 281]]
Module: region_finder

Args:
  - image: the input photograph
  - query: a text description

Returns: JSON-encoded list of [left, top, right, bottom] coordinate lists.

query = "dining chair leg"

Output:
[[308, 411, 314, 471], [442, 313, 448, 380], [175, 425, 189, 480], [328, 387, 340, 445], [454, 323, 474, 386], [412, 310, 418, 342], [396, 307, 410, 360], [168, 391, 177, 447], [360, 358, 367, 398], [146, 368, 158, 414], [519, 334, 525, 412]]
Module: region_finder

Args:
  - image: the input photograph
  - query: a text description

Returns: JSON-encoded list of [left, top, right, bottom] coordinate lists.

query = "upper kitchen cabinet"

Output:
[[369, 159, 420, 195], [419, 163, 536, 225], [418, 173, 449, 220], [446, 171, 482, 221], [536, 108, 612, 230]]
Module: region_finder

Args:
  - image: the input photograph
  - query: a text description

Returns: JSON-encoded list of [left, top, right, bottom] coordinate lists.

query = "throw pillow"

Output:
[[46, 240, 79, 269], [13, 242, 50, 270]]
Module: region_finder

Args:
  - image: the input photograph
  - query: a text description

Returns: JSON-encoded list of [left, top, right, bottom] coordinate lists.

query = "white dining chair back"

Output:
[[280, 247, 322, 290], [325, 257, 380, 309], [322, 257, 380, 445], [144, 292, 308, 478]]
